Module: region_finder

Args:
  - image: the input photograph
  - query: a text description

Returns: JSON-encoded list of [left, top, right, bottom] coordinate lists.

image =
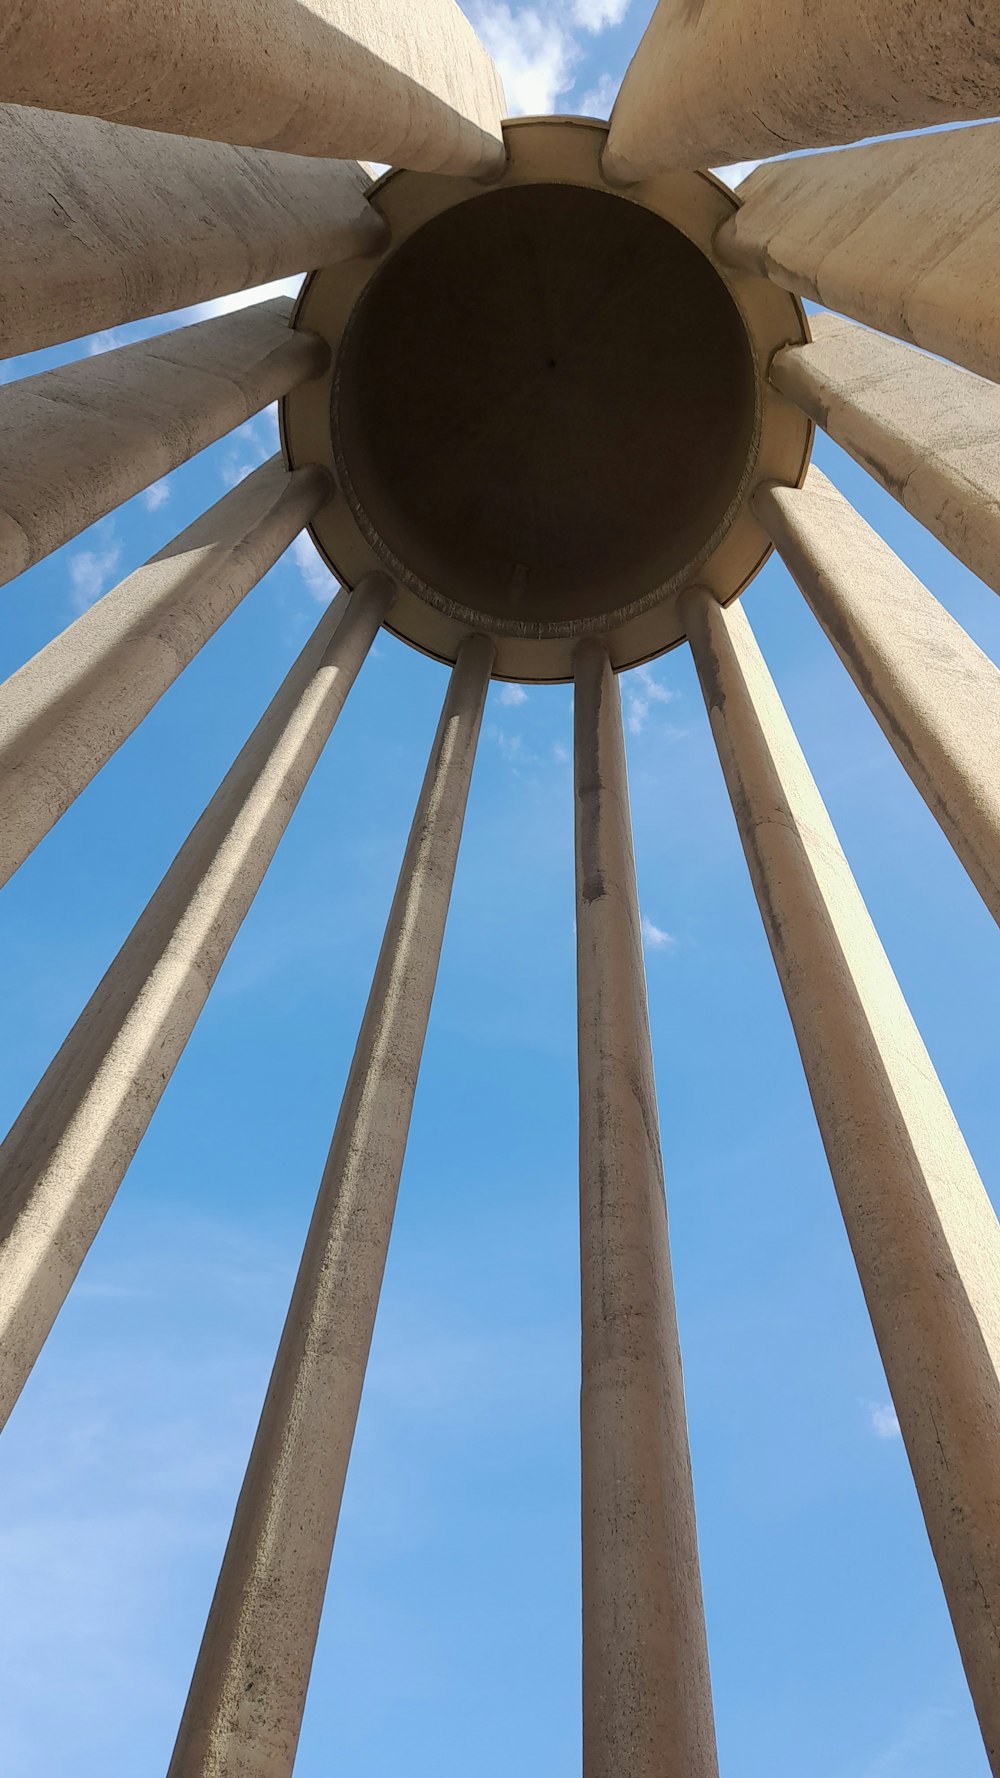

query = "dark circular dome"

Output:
[[331, 180, 758, 636]]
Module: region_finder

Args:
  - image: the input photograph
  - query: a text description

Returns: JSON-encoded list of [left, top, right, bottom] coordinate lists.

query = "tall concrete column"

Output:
[[0, 0, 506, 176], [168, 632, 493, 1778], [716, 124, 1000, 385], [0, 105, 383, 359], [770, 313, 1000, 597], [0, 296, 326, 588], [0, 575, 391, 1432], [684, 588, 1000, 1773], [0, 458, 331, 888], [604, 0, 998, 178], [757, 468, 1000, 925], [574, 638, 718, 1778]]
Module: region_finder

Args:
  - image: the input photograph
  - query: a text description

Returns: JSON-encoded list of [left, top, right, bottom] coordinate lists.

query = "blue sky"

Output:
[[1, 5, 999, 1774]]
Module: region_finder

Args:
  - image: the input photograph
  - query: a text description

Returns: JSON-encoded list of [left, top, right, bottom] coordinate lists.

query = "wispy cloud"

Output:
[[623, 662, 676, 736], [218, 406, 280, 489], [498, 683, 528, 707], [868, 1400, 902, 1440], [579, 70, 619, 116], [290, 531, 334, 604], [68, 526, 122, 613], [713, 159, 764, 188], [571, 0, 629, 30], [190, 274, 304, 325], [474, 2, 581, 113], [641, 914, 677, 953], [142, 479, 171, 513]]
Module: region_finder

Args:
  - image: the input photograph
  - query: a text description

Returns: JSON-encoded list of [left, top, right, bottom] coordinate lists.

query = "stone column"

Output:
[[0, 458, 332, 888], [770, 313, 1000, 597], [716, 124, 1000, 385], [574, 638, 718, 1778], [168, 632, 494, 1778], [684, 587, 1000, 1773], [0, 576, 391, 1432], [0, 105, 383, 359], [756, 467, 1000, 925], [603, 0, 998, 178], [0, 296, 326, 588], [0, 0, 506, 176]]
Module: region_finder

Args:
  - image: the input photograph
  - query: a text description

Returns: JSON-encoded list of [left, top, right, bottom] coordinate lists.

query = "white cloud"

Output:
[[474, 2, 581, 114], [86, 329, 125, 357], [641, 914, 677, 953], [498, 683, 528, 706], [623, 661, 675, 736], [578, 70, 619, 116], [190, 274, 304, 324], [571, 0, 629, 31], [712, 159, 764, 189], [68, 529, 123, 613], [219, 406, 280, 489], [869, 1400, 901, 1440], [142, 479, 171, 513], [553, 741, 570, 763], [291, 532, 334, 604]]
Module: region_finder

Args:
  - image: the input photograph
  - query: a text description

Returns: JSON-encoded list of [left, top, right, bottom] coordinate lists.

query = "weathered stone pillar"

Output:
[[0, 0, 506, 176], [0, 458, 331, 888], [0, 576, 391, 1432], [770, 313, 1000, 597], [757, 467, 1000, 925], [168, 632, 493, 1778], [0, 105, 383, 359], [684, 587, 1000, 1773], [574, 638, 718, 1778], [716, 124, 1000, 385], [0, 296, 326, 588], [604, 0, 998, 178]]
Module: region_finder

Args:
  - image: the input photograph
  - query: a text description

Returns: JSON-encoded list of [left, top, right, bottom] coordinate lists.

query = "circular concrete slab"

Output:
[[282, 116, 812, 682]]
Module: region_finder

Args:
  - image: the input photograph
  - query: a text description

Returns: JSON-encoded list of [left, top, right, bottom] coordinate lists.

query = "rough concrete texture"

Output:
[[604, 0, 1000, 178], [717, 125, 1000, 386], [684, 589, 1000, 1774], [771, 312, 1000, 597], [0, 577, 391, 1433], [0, 105, 382, 358], [0, 297, 326, 589], [168, 633, 493, 1778], [757, 467, 1000, 926], [0, 457, 330, 889], [574, 638, 718, 1778], [0, 0, 506, 176]]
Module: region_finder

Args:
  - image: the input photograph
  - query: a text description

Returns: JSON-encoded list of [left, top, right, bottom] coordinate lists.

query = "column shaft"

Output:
[[771, 313, 1000, 597], [0, 0, 505, 176], [0, 296, 325, 588], [604, 0, 998, 178], [716, 124, 1000, 385], [0, 105, 382, 359], [574, 639, 718, 1778], [685, 588, 1000, 1772], [757, 468, 1000, 924], [0, 457, 330, 888], [0, 576, 390, 1431], [168, 633, 493, 1778]]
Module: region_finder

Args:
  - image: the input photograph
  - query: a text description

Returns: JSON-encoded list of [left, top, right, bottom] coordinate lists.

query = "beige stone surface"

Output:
[[0, 0, 505, 176], [717, 125, 1000, 385], [0, 105, 382, 359], [684, 588, 1000, 1771], [772, 313, 1000, 596], [0, 457, 329, 889], [604, 0, 1000, 178], [0, 297, 326, 588], [168, 633, 493, 1778], [0, 577, 390, 1432], [574, 638, 718, 1778], [758, 467, 1000, 925]]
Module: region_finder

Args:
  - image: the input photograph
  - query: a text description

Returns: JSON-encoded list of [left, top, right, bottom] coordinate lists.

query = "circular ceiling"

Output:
[[282, 117, 812, 682]]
